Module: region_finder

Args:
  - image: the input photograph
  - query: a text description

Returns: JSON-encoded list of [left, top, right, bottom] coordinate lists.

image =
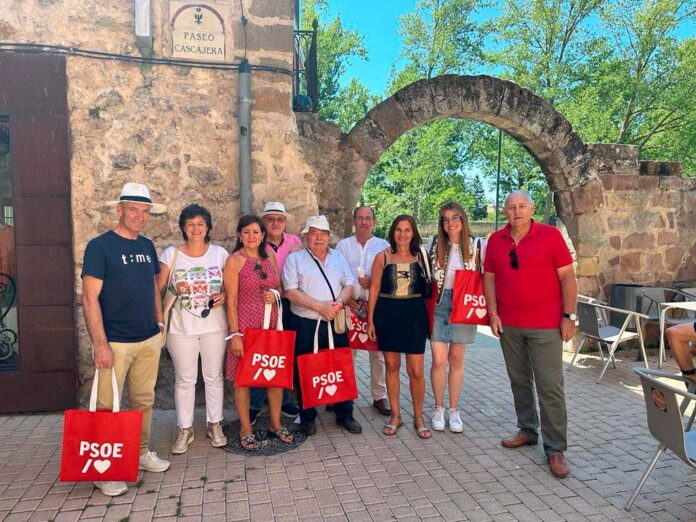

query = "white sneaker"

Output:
[[207, 421, 227, 448], [432, 407, 446, 431], [171, 427, 194, 454], [139, 451, 171, 473], [449, 409, 464, 433], [94, 481, 127, 497]]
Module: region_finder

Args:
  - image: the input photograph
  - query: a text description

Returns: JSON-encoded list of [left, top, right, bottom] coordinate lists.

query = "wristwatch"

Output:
[[563, 312, 577, 321]]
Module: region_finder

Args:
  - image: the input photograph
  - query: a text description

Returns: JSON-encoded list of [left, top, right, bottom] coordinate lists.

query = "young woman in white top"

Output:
[[157, 204, 229, 454], [428, 201, 486, 434]]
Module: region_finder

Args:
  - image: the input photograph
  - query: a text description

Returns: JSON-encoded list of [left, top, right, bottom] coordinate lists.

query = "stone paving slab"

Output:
[[1, 328, 695, 521]]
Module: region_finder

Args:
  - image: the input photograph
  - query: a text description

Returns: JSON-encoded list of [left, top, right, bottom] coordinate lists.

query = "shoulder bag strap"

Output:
[[162, 247, 180, 298], [307, 248, 337, 301]]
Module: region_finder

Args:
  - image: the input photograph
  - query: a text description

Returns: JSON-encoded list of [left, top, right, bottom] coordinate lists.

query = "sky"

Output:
[[325, 0, 416, 96]]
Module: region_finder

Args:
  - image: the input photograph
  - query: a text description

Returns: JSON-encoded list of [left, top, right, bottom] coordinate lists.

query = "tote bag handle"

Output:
[[313, 318, 335, 354], [88, 369, 120, 413], [262, 289, 283, 330]]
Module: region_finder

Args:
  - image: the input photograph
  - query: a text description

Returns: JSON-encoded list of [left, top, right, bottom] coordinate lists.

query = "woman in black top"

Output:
[[367, 215, 430, 439]]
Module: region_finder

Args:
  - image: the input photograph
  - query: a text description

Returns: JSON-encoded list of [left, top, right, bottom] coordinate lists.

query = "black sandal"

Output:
[[268, 426, 294, 444], [240, 433, 265, 451]]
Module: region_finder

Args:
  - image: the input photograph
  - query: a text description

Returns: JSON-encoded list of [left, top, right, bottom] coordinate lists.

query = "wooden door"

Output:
[[0, 53, 76, 412]]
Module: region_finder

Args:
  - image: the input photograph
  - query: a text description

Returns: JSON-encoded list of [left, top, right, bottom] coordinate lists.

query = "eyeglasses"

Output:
[[509, 247, 519, 269], [265, 216, 286, 223], [254, 261, 268, 280], [440, 214, 462, 225], [355, 216, 374, 222]]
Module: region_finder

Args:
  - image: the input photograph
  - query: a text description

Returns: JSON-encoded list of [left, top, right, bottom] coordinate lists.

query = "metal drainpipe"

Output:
[[238, 59, 253, 215]]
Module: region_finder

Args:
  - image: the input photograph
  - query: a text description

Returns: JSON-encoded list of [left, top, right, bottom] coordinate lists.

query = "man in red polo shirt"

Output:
[[483, 191, 577, 479]]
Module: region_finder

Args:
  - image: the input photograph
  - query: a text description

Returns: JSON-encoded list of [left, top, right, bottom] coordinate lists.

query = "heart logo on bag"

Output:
[[263, 369, 276, 381], [475, 308, 487, 319], [324, 384, 338, 396], [93, 460, 111, 474], [358, 333, 369, 343]]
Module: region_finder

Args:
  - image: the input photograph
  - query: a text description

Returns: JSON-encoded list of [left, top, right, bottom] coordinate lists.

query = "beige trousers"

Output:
[[97, 332, 162, 454]]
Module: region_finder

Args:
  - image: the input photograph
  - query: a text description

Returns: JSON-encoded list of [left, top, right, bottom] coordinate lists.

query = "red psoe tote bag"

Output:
[[298, 319, 358, 408], [235, 290, 295, 389], [60, 370, 143, 482], [348, 299, 378, 351], [450, 238, 488, 325]]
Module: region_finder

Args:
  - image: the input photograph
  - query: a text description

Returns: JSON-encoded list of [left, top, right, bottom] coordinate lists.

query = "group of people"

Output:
[[83, 181, 586, 497]]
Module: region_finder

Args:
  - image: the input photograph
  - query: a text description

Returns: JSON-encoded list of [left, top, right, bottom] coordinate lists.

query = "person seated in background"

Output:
[[666, 322, 696, 386]]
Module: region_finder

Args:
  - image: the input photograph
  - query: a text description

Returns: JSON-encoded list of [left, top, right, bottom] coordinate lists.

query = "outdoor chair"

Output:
[[657, 300, 696, 369], [577, 294, 608, 327], [625, 368, 696, 510], [567, 300, 648, 383], [641, 287, 696, 325]]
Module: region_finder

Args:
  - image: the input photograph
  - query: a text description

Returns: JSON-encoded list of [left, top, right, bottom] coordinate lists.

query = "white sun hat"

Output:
[[301, 215, 332, 234], [261, 201, 294, 219], [106, 182, 166, 214]]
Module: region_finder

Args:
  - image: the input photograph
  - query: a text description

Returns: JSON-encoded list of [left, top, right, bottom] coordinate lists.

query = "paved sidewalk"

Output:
[[2, 329, 696, 521]]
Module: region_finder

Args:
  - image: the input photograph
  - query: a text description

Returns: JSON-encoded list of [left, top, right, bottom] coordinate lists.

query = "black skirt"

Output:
[[374, 296, 428, 354]]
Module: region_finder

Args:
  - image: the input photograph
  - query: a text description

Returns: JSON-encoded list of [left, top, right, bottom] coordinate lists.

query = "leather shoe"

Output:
[[548, 453, 569, 478], [300, 420, 316, 436], [501, 431, 538, 449], [372, 398, 391, 416], [336, 418, 362, 434]]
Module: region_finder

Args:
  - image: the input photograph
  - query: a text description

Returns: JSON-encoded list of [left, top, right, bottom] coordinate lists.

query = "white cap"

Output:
[[301, 215, 332, 234]]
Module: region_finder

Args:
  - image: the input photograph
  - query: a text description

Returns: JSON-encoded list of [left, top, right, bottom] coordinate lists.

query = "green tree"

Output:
[[469, 174, 488, 220]]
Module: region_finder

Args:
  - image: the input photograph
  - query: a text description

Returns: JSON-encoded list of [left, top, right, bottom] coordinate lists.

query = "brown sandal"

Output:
[[383, 416, 403, 436], [413, 418, 432, 439], [268, 426, 294, 444]]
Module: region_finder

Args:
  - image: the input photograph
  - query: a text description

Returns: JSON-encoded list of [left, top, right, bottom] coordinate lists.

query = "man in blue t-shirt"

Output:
[[81, 182, 170, 497]]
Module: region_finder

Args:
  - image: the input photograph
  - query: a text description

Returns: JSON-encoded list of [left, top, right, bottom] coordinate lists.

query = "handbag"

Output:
[[450, 238, 488, 325], [59, 370, 143, 482], [235, 289, 296, 389], [348, 298, 378, 351], [418, 245, 434, 299], [160, 247, 180, 348], [307, 249, 352, 334], [297, 319, 358, 408]]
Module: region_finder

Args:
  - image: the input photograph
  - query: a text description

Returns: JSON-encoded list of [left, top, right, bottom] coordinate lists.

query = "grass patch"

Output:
[[175, 500, 182, 517], [200, 475, 208, 482]]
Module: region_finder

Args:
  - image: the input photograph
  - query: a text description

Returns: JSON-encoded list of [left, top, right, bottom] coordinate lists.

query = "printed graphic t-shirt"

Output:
[[160, 244, 229, 335], [82, 230, 160, 343]]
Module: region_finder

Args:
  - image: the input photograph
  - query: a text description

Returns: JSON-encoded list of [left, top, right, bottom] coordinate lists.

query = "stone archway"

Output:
[[296, 74, 694, 297]]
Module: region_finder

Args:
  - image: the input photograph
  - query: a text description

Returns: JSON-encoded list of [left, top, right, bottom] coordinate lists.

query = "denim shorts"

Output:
[[431, 289, 477, 344]]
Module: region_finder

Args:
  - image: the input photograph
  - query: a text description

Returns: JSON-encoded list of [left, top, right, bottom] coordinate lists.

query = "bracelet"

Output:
[[225, 331, 244, 340], [157, 322, 165, 329], [489, 311, 498, 317]]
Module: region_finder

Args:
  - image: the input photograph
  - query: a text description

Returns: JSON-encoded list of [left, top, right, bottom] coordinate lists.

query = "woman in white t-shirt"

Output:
[[427, 202, 486, 435], [157, 204, 230, 454]]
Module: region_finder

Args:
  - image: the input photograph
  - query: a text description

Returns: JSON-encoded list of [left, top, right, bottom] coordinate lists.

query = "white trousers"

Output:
[[353, 349, 387, 401], [167, 330, 227, 428]]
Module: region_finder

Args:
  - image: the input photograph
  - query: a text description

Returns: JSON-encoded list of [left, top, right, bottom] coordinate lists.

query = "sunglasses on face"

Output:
[[265, 217, 286, 223], [509, 247, 519, 269], [440, 214, 462, 225], [254, 261, 268, 280]]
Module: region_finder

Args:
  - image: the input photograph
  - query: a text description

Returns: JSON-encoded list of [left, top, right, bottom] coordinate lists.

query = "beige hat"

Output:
[[301, 215, 332, 234], [106, 182, 166, 214]]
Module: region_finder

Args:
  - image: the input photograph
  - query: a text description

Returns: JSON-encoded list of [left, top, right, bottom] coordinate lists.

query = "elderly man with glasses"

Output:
[[482, 191, 577, 479]]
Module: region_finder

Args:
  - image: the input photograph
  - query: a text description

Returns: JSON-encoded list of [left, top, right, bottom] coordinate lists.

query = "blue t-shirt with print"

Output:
[[82, 230, 161, 342]]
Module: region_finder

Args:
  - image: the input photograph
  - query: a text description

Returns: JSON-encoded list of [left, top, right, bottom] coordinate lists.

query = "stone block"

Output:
[[657, 231, 677, 246], [645, 254, 665, 274], [363, 96, 414, 144], [254, 84, 291, 115], [609, 236, 621, 249], [238, 23, 293, 54], [651, 190, 681, 208], [577, 276, 600, 297], [607, 256, 620, 267], [570, 180, 603, 213], [587, 143, 639, 161], [640, 160, 683, 177], [576, 257, 598, 277], [637, 176, 659, 190], [659, 176, 687, 190], [246, 0, 293, 18], [665, 246, 686, 272], [623, 232, 655, 250], [608, 176, 638, 191], [620, 252, 642, 273]]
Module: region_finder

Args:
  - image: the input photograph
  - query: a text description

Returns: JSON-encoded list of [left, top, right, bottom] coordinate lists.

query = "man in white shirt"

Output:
[[283, 215, 361, 436], [335, 206, 391, 416]]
